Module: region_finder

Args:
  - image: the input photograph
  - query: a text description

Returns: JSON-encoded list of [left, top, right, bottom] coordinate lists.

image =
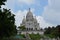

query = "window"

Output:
[[29, 23, 30, 25], [26, 28, 28, 30], [35, 28, 37, 30], [31, 28, 33, 30], [29, 28, 30, 30], [26, 19, 29, 21]]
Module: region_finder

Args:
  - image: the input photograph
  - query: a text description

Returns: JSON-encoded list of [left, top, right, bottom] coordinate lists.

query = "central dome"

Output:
[[26, 8, 33, 18], [26, 8, 34, 21]]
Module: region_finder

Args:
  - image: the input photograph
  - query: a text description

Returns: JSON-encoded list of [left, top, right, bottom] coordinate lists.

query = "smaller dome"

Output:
[[34, 16, 37, 23], [34, 18, 37, 23], [22, 18, 25, 22]]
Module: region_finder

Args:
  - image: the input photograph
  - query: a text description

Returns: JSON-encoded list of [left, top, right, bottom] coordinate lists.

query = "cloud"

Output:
[[42, 0, 60, 25], [2, 0, 15, 11], [18, 0, 35, 5], [48, 0, 60, 8], [36, 16, 53, 28], [2, 0, 40, 12], [14, 10, 27, 27]]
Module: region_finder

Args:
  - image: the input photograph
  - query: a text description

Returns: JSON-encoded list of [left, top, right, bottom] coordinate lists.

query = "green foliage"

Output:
[[18, 25, 26, 30], [29, 33, 43, 40], [0, 0, 17, 40], [0, 0, 7, 8], [44, 27, 52, 34], [44, 25, 60, 38], [0, 8, 17, 39], [19, 34, 26, 38]]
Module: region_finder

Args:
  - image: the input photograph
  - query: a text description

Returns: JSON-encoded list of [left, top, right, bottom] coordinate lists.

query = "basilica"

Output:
[[18, 8, 44, 35], [21, 8, 40, 30]]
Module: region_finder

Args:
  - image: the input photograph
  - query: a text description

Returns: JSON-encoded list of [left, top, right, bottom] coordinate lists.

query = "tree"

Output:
[[44, 27, 51, 34], [0, 8, 17, 39], [0, 0, 17, 39], [54, 25, 60, 38], [0, 0, 7, 8], [18, 25, 26, 30], [44, 25, 60, 38], [50, 25, 60, 38]]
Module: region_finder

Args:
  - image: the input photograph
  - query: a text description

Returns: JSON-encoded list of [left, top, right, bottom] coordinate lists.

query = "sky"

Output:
[[2, 0, 60, 28]]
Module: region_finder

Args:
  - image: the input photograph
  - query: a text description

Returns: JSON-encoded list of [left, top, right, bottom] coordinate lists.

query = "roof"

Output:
[[26, 8, 33, 17]]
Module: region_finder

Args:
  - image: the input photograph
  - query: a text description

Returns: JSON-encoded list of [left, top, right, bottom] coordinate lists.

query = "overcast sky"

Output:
[[2, 0, 60, 28]]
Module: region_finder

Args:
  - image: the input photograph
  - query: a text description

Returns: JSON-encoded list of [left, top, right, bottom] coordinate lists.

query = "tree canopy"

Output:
[[44, 25, 60, 38], [0, 0, 7, 8], [0, 0, 17, 39], [18, 25, 26, 30]]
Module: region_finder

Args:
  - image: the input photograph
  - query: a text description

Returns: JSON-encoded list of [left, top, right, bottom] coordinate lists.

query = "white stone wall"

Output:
[[21, 9, 40, 30], [19, 31, 44, 35]]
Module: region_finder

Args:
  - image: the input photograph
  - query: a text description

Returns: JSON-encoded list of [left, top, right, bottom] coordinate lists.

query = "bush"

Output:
[[29, 33, 43, 40]]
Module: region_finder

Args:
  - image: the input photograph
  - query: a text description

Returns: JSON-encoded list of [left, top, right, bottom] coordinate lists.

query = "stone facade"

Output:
[[18, 30, 44, 35], [21, 8, 40, 30], [18, 8, 44, 35]]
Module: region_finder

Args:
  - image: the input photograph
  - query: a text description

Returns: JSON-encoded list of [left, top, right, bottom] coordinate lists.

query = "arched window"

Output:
[[26, 28, 28, 30], [35, 28, 37, 30], [31, 28, 33, 30]]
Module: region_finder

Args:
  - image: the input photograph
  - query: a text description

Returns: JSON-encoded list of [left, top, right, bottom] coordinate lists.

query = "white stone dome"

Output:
[[26, 8, 33, 18]]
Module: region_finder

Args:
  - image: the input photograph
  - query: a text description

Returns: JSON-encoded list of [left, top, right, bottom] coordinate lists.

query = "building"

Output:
[[18, 8, 44, 35], [21, 8, 40, 30]]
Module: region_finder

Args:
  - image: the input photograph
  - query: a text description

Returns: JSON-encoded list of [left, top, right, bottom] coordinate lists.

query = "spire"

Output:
[[29, 8, 30, 12]]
